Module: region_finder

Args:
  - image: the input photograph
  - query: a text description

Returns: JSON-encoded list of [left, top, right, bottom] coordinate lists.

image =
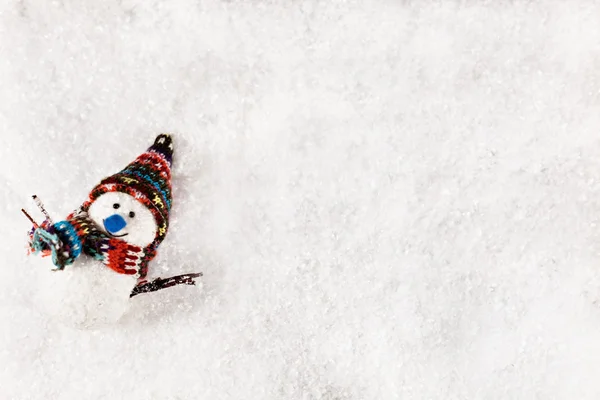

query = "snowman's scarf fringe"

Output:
[[32, 227, 69, 268], [23, 195, 203, 297], [22, 196, 65, 266]]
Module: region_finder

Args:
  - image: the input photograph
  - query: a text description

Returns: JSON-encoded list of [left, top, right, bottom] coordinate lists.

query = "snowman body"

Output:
[[33, 256, 137, 328], [34, 191, 160, 328]]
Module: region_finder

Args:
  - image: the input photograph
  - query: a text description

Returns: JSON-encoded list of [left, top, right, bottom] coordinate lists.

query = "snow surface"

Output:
[[2, 0, 600, 398]]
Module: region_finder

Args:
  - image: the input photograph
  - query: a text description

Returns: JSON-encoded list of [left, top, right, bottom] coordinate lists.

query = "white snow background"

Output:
[[2, 0, 600, 398]]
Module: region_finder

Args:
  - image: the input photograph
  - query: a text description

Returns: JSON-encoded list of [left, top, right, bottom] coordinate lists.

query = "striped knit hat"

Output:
[[81, 134, 173, 252]]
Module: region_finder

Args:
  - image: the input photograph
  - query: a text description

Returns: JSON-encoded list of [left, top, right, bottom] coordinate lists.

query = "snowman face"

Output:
[[87, 192, 157, 247]]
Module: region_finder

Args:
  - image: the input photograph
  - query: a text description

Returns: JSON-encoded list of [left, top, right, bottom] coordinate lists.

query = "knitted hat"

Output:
[[81, 134, 173, 252]]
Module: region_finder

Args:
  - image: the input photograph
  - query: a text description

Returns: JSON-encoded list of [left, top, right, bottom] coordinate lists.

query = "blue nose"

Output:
[[104, 214, 127, 234]]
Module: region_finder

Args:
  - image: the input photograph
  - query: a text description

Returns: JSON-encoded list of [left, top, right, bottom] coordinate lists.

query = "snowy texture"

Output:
[[2, 0, 600, 398]]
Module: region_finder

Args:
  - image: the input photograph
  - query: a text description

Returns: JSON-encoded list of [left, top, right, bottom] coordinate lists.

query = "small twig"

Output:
[[21, 208, 39, 228], [130, 272, 203, 297], [32, 195, 53, 224]]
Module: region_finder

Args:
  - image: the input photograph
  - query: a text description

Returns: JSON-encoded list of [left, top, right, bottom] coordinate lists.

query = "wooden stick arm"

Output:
[[130, 273, 203, 297]]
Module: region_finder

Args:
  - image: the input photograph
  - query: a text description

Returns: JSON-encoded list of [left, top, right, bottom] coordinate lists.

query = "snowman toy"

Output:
[[22, 134, 201, 326]]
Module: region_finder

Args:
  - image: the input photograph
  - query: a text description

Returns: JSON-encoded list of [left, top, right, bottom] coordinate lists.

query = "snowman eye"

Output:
[[113, 203, 120, 209], [129, 211, 136, 218]]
